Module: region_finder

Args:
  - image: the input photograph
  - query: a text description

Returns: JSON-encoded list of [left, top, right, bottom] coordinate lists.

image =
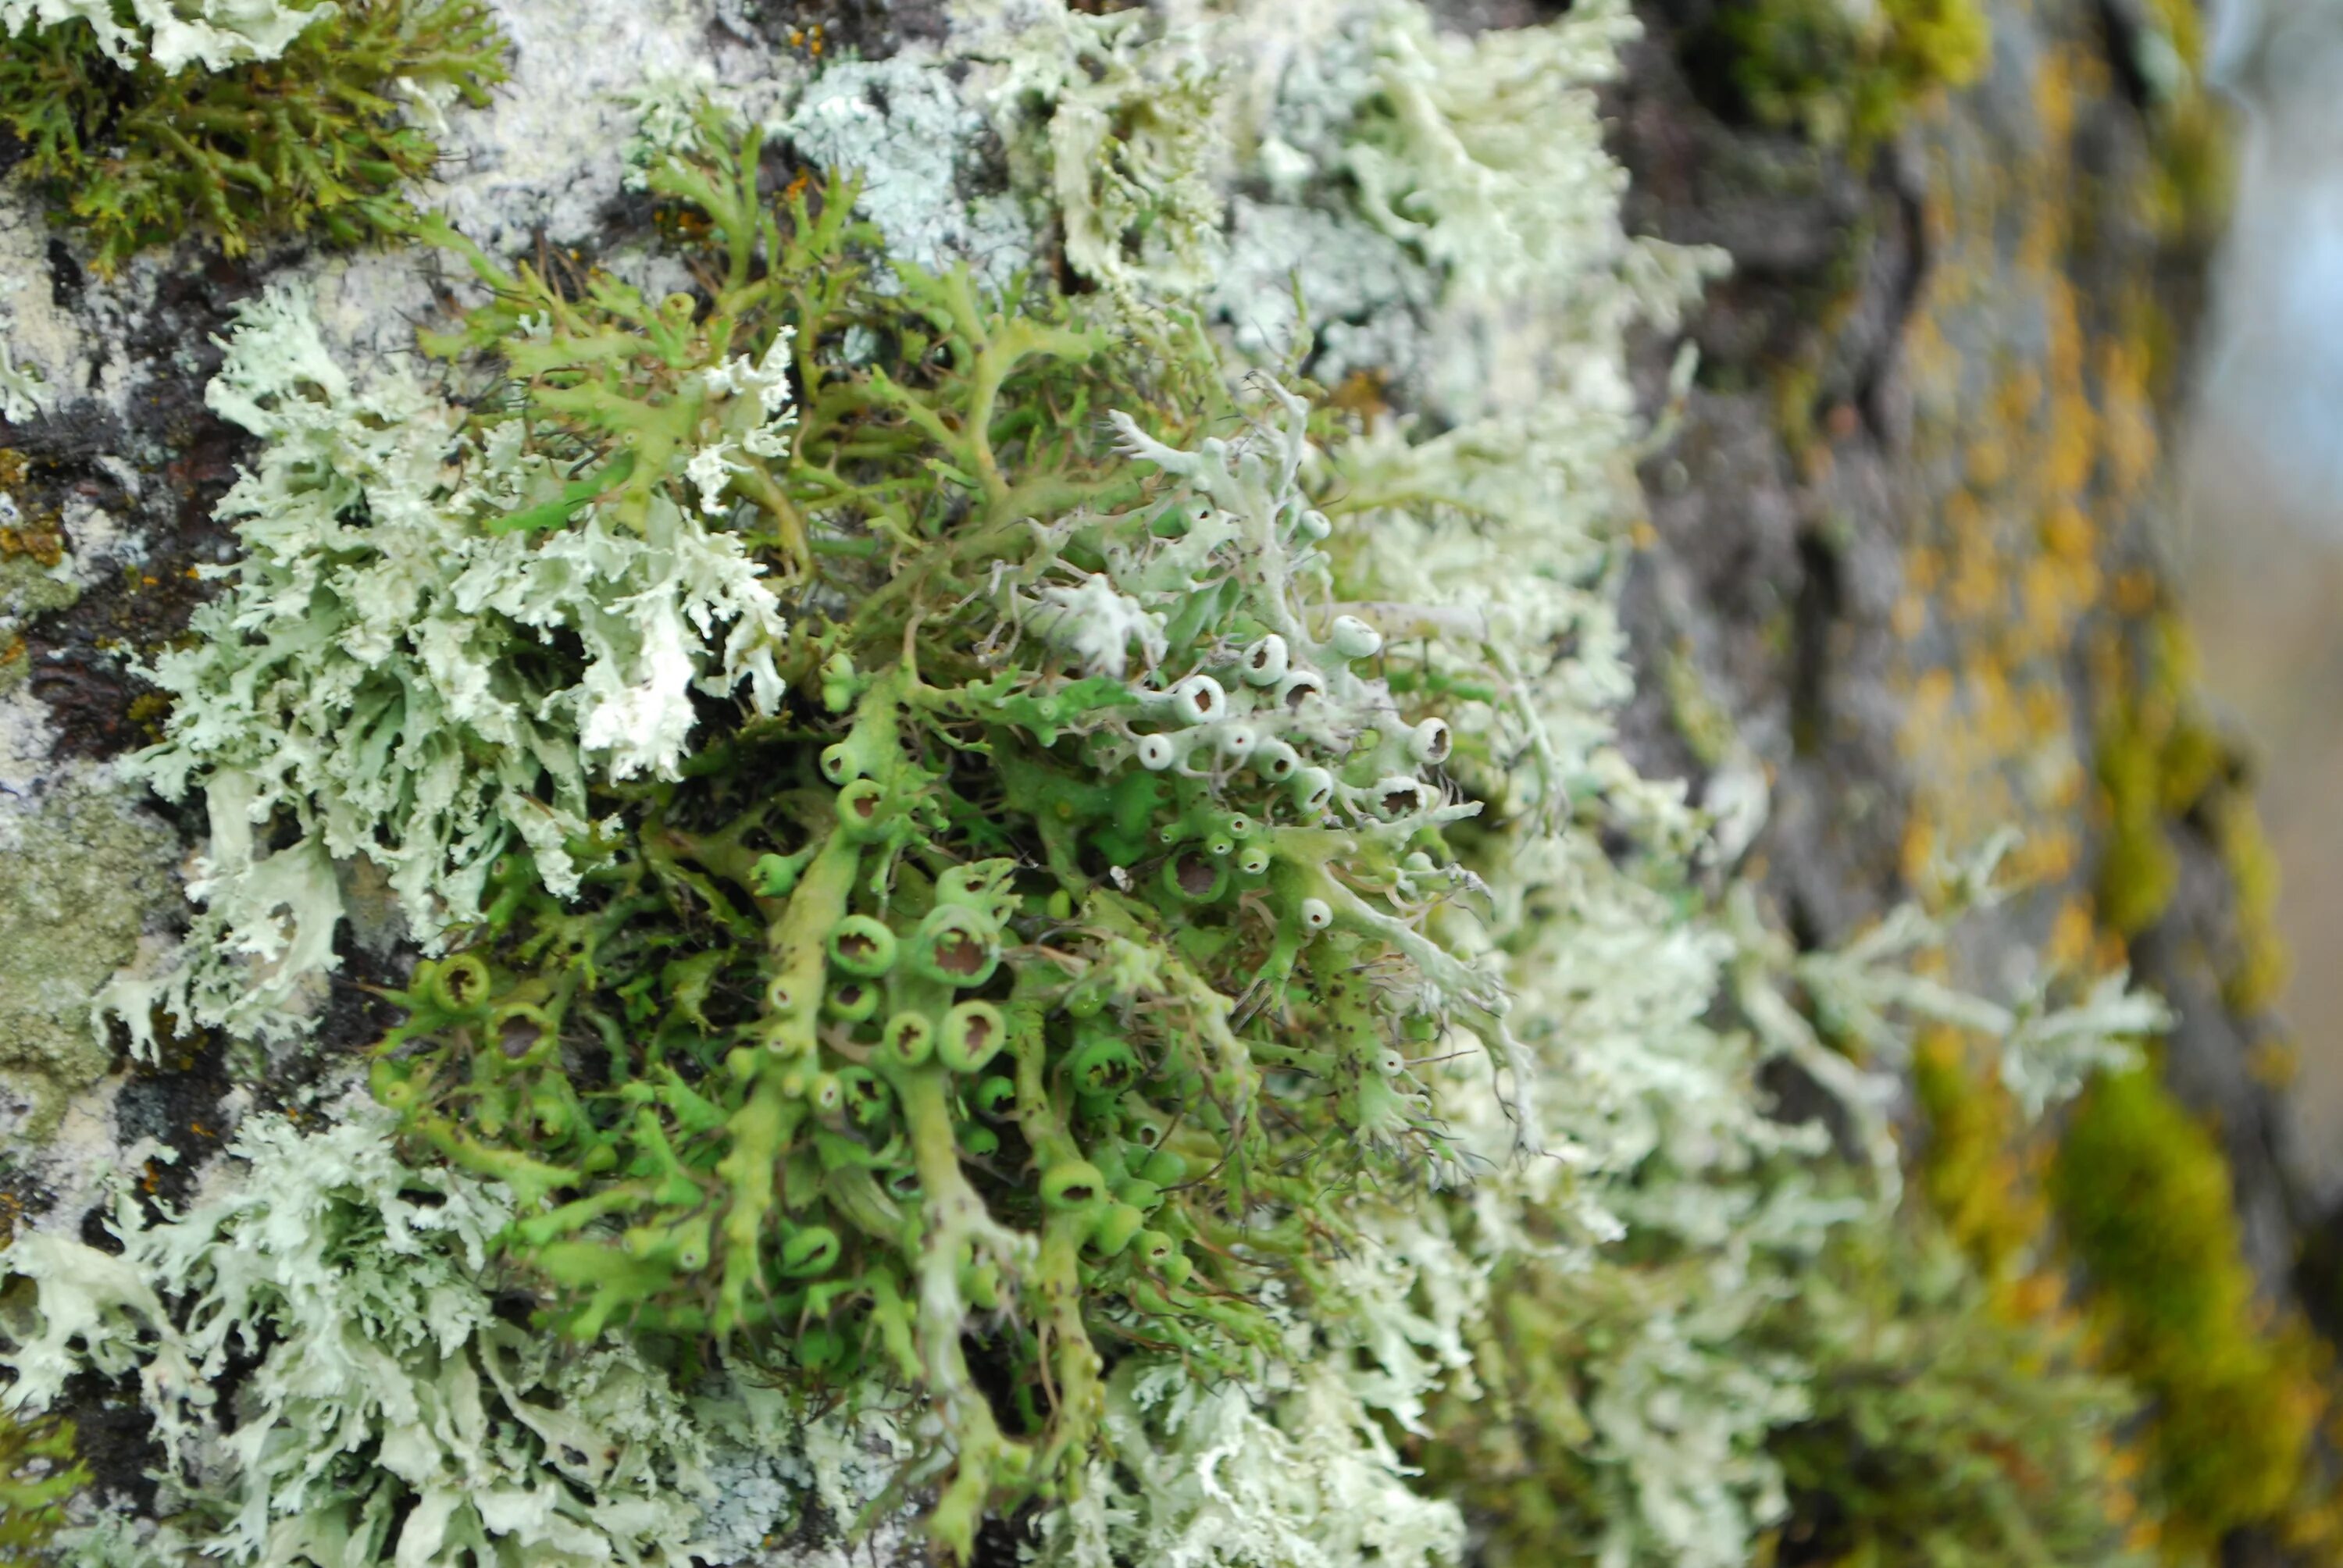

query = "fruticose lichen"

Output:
[[0, 0, 505, 270], [0, 1108, 907, 1565], [0, 1, 2198, 1563]]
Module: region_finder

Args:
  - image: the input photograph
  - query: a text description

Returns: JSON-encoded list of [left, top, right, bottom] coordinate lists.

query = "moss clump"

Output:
[[1702, 0, 1990, 151], [2091, 610, 2290, 1012], [0, 1409, 84, 1563], [2093, 614, 2216, 935], [0, 0, 503, 272], [1762, 1220, 2140, 1568], [2051, 1066, 2322, 1553]]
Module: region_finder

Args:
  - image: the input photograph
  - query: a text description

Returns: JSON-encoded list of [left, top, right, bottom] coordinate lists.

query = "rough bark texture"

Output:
[[0, 0, 2329, 1557], [1612, 0, 2323, 1299]]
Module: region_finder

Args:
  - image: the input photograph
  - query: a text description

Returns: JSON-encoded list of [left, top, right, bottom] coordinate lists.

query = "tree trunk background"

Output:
[[1614, 0, 2322, 1310], [0, 0, 2331, 1558]]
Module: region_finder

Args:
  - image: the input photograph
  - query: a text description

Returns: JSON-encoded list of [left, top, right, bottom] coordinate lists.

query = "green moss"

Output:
[[0, 1408, 84, 1564], [2092, 610, 2290, 1015], [2051, 1066, 2321, 1553], [1706, 0, 1990, 151], [2093, 615, 2213, 938], [1913, 1028, 2045, 1293], [0, 778, 176, 1139], [2210, 793, 2289, 1017], [1763, 1220, 2141, 1568], [0, 0, 504, 272]]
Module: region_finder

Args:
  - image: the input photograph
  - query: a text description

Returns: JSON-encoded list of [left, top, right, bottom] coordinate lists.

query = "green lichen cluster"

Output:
[[361, 112, 1517, 1552], [0, 1409, 83, 1564], [2051, 1065, 2323, 1556], [1703, 0, 1990, 151], [0, 0, 503, 272]]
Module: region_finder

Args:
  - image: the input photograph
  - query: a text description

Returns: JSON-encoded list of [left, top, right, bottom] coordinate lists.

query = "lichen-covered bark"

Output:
[[0, 0, 2331, 1561]]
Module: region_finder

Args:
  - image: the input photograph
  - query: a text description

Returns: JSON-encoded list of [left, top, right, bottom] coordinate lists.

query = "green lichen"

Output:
[[1701, 0, 1990, 151], [0, 0, 504, 272], [345, 116, 1534, 1551], [0, 1407, 84, 1565], [0, 778, 175, 1139], [2050, 1064, 2323, 1556]]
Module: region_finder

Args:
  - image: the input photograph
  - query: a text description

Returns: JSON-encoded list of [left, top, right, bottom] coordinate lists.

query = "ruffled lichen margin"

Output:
[[0, 1, 2195, 1564]]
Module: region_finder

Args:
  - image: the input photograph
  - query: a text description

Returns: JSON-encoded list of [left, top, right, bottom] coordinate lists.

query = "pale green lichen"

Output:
[[1033, 1359, 1465, 1568], [1193, 0, 1717, 405], [956, 0, 1225, 299], [0, 1110, 901, 1566], [104, 279, 788, 1048], [0, 778, 175, 1139], [0, 0, 321, 75]]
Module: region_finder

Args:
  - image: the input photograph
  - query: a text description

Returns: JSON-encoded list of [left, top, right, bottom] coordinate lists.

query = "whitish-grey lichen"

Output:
[[102, 281, 788, 1048], [779, 54, 1034, 294], [0, 0, 321, 74], [423, 0, 797, 255], [0, 1109, 910, 1566]]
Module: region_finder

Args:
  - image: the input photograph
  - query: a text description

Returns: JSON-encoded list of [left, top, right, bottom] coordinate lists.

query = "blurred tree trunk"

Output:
[[1610, 0, 2339, 1556]]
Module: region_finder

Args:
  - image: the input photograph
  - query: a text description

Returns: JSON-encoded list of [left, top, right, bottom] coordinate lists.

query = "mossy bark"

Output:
[[1614, 0, 2337, 1557]]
